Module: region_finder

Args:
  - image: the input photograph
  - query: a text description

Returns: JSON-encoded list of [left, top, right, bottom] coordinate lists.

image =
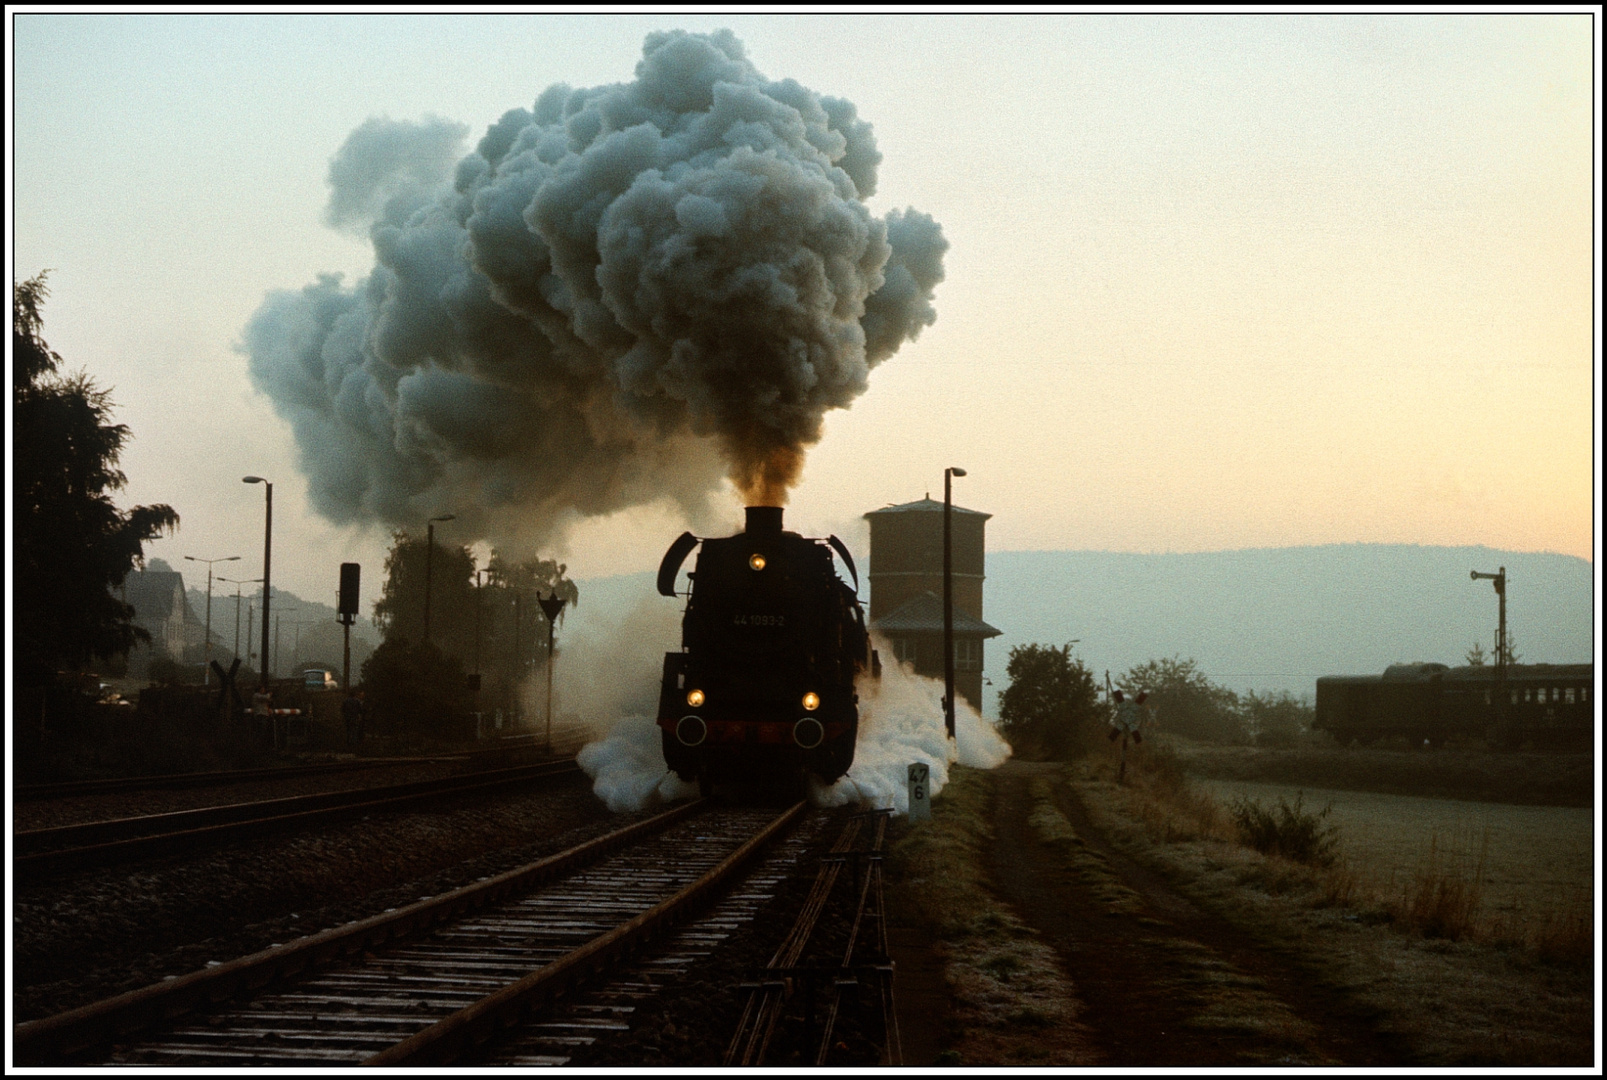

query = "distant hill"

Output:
[[572, 545, 1595, 718], [983, 545, 1594, 713], [182, 583, 378, 676]]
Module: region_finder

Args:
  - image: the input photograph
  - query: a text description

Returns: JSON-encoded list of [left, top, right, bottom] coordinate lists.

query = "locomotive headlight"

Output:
[[802, 692, 820, 711], [749, 553, 766, 571], [686, 688, 705, 707]]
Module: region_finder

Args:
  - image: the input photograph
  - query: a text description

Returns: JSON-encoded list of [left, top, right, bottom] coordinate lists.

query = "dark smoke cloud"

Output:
[[246, 29, 946, 548]]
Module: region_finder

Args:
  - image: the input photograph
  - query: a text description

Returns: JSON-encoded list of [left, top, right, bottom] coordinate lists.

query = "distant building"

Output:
[[864, 496, 1001, 709], [122, 569, 191, 659], [121, 568, 215, 675]]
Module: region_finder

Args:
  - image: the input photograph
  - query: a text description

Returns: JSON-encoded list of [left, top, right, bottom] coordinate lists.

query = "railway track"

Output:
[[15, 799, 806, 1066], [14, 760, 583, 877], [14, 757, 464, 803], [727, 808, 897, 1066]]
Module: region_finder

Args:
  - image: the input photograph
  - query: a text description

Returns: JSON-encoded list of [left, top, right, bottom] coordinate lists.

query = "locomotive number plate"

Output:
[[733, 613, 786, 627]]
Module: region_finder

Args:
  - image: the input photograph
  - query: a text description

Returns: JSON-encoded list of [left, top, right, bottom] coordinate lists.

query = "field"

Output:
[[1169, 740, 1594, 807], [1199, 778, 1593, 949], [884, 740, 1597, 1066]]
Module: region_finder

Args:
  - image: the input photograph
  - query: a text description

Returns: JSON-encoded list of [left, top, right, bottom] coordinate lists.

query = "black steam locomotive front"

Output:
[[656, 506, 870, 791]]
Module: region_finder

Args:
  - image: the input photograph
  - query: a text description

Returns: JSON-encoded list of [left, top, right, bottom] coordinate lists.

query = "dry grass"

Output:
[[886, 766, 1098, 1066], [1197, 776, 1594, 963], [1095, 738, 1233, 844], [1395, 832, 1487, 940], [1067, 745, 1596, 1065]]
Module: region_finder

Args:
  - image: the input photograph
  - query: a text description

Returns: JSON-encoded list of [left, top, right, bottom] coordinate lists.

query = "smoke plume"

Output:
[[813, 647, 1012, 814], [246, 29, 946, 547]]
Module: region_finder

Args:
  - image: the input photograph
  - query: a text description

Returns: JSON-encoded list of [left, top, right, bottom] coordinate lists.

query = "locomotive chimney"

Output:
[[745, 506, 784, 535]]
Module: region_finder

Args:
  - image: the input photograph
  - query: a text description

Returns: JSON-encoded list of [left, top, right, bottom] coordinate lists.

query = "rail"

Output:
[[725, 808, 899, 1067], [14, 761, 583, 877], [14, 797, 719, 1064]]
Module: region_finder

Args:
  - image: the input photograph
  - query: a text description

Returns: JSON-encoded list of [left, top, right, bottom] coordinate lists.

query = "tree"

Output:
[[1120, 656, 1246, 744], [1466, 636, 1520, 667], [997, 643, 1102, 760], [1240, 690, 1312, 747], [359, 637, 474, 740], [13, 273, 179, 684], [367, 532, 579, 724], [372, 531, 478, 655], [478, 552, 580, 717]]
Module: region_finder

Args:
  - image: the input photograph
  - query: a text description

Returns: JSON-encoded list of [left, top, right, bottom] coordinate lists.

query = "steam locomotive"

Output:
[[655, 506, 874, 793], [1314, 662, 1594, 749]]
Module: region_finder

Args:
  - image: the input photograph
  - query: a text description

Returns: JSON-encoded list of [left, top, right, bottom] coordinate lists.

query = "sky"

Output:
[[8, 12, 1599, 607]]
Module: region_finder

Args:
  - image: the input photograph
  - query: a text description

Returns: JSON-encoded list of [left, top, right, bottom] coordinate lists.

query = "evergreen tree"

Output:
[[13, 274, 179, 683]]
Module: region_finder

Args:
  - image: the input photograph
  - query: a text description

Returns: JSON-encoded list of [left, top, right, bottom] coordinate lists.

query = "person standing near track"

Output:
[[1109, 688, 1148, 782], [342, 690, 366, 746]]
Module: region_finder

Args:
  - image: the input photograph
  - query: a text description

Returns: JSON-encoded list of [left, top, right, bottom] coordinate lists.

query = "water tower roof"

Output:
[[863, 497, 990, 520], [869, 591, 1000, 637]]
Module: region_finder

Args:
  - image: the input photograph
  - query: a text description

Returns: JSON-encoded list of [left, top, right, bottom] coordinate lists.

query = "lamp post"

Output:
[[1471, 566, 1508, 745], [943, 466, 967, 742], [217, 575, 262, 671], [184, 555, 240, 684], [424, 514, 456, 645], [473, 569, 483, 679], [242, 477, 273, 689]]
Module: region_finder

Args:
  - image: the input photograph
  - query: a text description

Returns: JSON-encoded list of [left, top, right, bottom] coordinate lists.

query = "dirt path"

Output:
[[986, 760, 1412, 1067]]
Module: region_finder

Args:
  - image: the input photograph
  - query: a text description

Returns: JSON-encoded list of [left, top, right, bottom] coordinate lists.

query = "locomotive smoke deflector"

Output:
[[657, 531, 699, 597]]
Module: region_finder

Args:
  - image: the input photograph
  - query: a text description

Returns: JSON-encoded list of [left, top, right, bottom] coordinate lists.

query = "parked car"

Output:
[[302, 669, 338, 691]]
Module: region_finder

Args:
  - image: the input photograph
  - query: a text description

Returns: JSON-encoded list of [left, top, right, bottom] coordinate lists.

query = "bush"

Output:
[[1229, 792, 1338, 866], [998, 643, 1102, 760], [1242, 690, 1313, 747], [360, 637, 475, 739]]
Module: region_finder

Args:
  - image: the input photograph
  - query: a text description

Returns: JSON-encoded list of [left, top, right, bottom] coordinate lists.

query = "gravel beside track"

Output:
[[12, 769, 638, 1023], [13, 754, 534, 832]]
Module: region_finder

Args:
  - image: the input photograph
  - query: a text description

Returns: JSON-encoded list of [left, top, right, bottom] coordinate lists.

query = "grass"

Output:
[[1068, 737, 1595, 1064], [1227, 792, 1339, 867], [1199, 776, 1594, 959], [885, 765, 1098, 1065], [1396, 832, 1486, 940]]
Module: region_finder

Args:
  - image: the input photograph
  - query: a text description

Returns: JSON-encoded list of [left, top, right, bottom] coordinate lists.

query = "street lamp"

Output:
[[944, 466, 967, 743], [184, 555, 240, 685], [219, 576, 264, 669], [424, 514, 457, 645], [243, 477, 272, 689]]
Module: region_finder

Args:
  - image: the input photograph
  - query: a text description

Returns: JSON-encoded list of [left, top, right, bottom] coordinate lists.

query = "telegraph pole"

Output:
[[1471, 566, 1508, 746]]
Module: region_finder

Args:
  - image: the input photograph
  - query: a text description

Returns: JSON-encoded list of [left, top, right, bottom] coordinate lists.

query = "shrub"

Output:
[[1228, 792, 1338, 866], [1241, 690, 1312, 747], [998, 643, 1102, 760], [360, 636, 475, 739]]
